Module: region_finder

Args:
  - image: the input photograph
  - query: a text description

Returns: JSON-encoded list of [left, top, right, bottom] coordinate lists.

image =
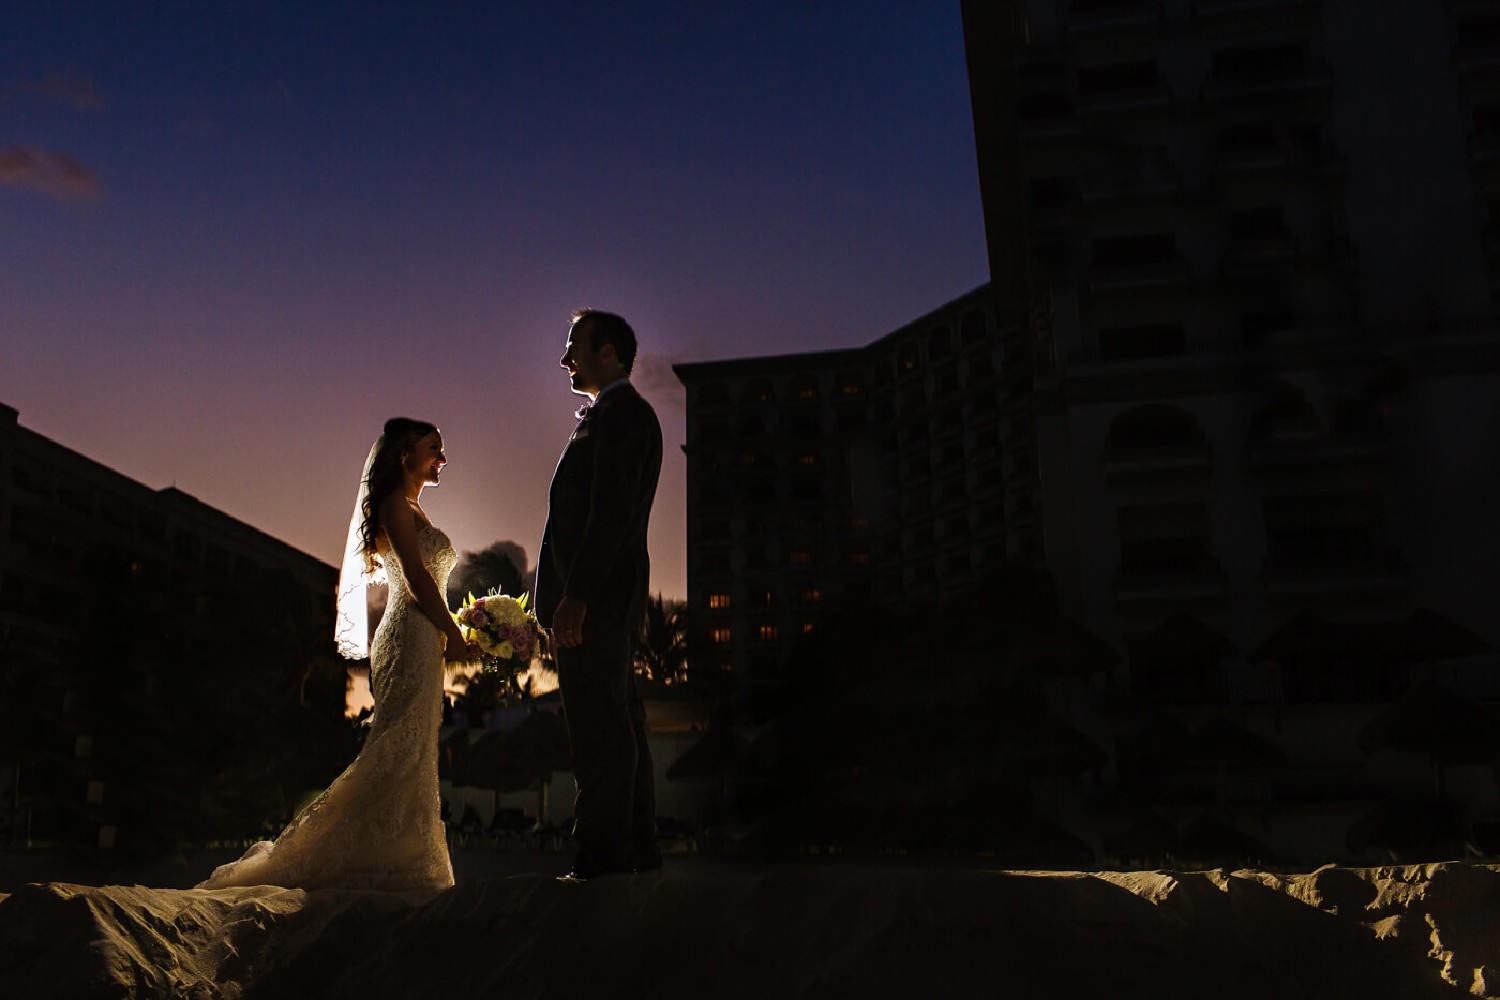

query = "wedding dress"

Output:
[[198, 523, 457, 892]]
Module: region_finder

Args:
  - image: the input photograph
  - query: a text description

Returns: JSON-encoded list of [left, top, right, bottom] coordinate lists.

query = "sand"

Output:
[[2, 859, 1498, 998]]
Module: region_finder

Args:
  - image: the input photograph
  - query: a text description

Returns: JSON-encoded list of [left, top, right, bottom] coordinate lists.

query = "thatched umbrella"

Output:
[[438, 727, 472, 782], [992, 814, 1096, 870], [1187, 716, 1287, 771], [1177, 814, 1276, 868], [1252, 610, 1351, 664], [1129, 613, 1239, 701], [1133, 612, 1238, 664], [1358, 680, 1500, 797], [1384, 608, 1491, 665], [1010, 619, 1121, 678], [998, 716, 1109, 777], [666, 725, 747, 782], [1347, 794, 1471, 861], [502, 709, 573, 774]]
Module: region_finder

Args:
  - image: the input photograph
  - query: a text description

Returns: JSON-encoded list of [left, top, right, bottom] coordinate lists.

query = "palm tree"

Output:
[[447, 540, 527, 608], [636, 594, 688, 687]]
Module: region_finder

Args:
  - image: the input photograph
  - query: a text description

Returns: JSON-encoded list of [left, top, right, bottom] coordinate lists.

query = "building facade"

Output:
[[0, 403, 341, 853], [674, 287, 1010, 708], [962, 0, 1500, 863]]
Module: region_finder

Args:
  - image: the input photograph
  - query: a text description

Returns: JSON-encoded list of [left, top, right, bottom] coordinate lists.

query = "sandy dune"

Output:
[[2, 861, 1498, 998]]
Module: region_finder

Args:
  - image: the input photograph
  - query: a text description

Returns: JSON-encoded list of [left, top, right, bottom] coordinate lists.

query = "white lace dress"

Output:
[[198, 524, 457, 892]]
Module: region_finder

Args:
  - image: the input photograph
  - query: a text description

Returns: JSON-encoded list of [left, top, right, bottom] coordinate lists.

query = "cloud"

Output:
[[0, 144, 101, 200], [1, 73, 103, 109], [633, 342, 710, 411]]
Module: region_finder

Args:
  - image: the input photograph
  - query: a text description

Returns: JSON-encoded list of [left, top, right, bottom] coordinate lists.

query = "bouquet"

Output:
[[453, 590, 542, 678]]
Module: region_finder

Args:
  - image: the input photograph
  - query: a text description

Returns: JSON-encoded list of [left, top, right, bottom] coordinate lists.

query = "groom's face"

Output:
[[561, 320, 613, 397]]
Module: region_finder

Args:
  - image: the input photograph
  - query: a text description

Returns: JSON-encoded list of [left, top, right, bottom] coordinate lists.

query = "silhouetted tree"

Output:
[[447, 541, 527, 608], [636, 594, 688, 686]]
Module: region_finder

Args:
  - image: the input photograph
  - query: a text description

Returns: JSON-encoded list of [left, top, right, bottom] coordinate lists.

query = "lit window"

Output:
[[708, 593, 731, 609], [798, 453, 817, 466], [710, 627, 732, 644], [801, 588, 823, 604], [758, 625, 779, 641], [801, 622, 816, 634]]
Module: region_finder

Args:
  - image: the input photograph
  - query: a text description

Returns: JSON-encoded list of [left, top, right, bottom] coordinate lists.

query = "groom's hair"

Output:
[[572, 308, 638, 373]]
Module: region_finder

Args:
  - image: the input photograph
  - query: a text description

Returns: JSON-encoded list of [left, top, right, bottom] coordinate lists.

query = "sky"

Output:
[[0, 0, 989, 599]]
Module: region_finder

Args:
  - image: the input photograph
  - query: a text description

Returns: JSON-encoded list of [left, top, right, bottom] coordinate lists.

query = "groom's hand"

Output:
[[553, 597, 589, 648]]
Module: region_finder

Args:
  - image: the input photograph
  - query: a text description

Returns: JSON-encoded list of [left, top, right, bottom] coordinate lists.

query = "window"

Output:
[[928, 327, 951, 359], [749, 588, 774, 608], [1117, 504, 1212, 577], [960, 309, 988, 346], [708, 593, 731, 609], [897, 344, 919, 373], [1211, 43, 1308, 83], [801, 588, 823, 605], [757, 625, 779, 642], [847, 549, 871, 567], [698, 383, 729, 406], [788, 549, 813, 566], [1098, 323, 1185, 361], [1092, 233, 1177, 267], [1078, 60, 1159, 96], [710, 627, 733, 644], [836, 371, 864, 395], [743, 379, 773, 403], [1263, 493, 1388, 572], [797, 452, 818, 467], [790, 375, 819, 400], [1107, 405, 1203, 452]]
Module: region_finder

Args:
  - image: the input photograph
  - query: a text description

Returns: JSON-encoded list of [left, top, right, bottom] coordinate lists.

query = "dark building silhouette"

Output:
[[958, 0, 1500, 864], [673, 287, 1007, 682], [0, 403, 343, 855], [671, 1, 1500, 866]]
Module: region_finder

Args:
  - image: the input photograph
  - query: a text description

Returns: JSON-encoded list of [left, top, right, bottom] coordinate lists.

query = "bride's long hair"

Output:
[[357, 417, 438, 573]]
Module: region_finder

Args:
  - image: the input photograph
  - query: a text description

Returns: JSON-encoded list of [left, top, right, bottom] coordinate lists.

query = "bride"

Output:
[[198, 418, 473, 892]]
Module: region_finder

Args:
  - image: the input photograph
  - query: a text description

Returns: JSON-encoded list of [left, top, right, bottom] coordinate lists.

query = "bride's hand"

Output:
[[443, 630, 477, 662]]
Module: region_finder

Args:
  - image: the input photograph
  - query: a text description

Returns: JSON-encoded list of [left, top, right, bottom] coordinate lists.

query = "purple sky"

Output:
[[1, 1, 987, 598]]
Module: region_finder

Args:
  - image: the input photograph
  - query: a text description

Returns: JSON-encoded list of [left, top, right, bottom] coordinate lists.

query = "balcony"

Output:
[[1468, 131, 1500, 168], [1103, 441, 1212, 482], [1262, 548, 1408, 601], [1194, 0, 1321, 19], [1017, 91, 1082, 144], [1114, 558, 1229, 609], [1214, 141, 1345, 180], [1067, 0, 1165, 36], [1221, 234, 1301, 278], [1077, 82, 1174, 117], [1087, 259, 1193, 296], [1201, 55, 1332, 105], [1455, 36, 1500, 78], [1248, 431, 1389, 473]]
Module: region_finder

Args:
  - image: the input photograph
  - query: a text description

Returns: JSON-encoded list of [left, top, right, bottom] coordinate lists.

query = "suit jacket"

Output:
[[535, 382, 662, 631]]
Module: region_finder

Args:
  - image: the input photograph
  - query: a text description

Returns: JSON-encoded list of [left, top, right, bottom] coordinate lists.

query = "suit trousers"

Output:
[[555, 611, 657, 871]]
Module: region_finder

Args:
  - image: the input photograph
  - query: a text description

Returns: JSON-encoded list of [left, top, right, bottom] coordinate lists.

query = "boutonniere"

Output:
[[575, 402, 591, 421]]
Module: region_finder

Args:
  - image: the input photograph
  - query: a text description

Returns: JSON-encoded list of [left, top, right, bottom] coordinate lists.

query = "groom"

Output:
[[536, 308, 663, 880]]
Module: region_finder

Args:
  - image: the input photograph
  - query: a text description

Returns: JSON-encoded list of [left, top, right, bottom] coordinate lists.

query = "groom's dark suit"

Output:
[[536, 380, 662, 874]]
